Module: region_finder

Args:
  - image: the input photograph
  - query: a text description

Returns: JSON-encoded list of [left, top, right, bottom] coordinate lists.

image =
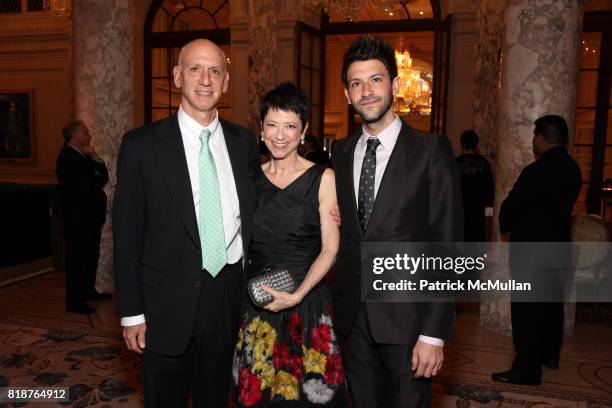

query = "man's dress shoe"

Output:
[[542, 360, 559, 369], [67, 305, 96, 314], [491, 370, 541, 385], [86, 291, 112, 301]]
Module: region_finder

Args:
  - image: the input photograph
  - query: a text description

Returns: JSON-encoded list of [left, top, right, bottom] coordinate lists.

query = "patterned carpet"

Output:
[[0, 322, 141, 407], [0, 272, 610, 407]]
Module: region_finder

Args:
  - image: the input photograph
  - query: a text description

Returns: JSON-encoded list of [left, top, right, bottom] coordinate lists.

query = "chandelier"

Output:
[[393, 48, 432, 115], [303, 0, 367, 21], [44, 0, 72, 30]]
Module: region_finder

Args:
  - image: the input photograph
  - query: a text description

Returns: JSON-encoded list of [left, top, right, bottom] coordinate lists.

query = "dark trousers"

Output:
[[511, 301, 563, 380], [143, 262, 243, 408], [63, 222, 102, 308], [509, 250, 567, 381], [463, 207, 486, 242], [338, 304, 431, 408]]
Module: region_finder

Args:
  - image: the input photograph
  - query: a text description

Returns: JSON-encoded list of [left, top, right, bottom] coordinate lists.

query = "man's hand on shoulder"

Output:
[[123, 323, 147, 354], [412, 339, 444, 378]]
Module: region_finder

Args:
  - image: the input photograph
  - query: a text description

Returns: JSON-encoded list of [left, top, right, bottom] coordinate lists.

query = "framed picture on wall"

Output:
[[0, 90, 35, 163]]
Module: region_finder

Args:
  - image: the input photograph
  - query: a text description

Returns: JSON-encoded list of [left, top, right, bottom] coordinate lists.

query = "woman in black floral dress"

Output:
[[232, 82, 347, 407]]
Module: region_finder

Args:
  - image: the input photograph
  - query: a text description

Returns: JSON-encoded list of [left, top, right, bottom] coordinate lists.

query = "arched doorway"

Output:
[[319, 0, 447, 147], [572, 5, 612, 216], [144, 0, 231, 124]]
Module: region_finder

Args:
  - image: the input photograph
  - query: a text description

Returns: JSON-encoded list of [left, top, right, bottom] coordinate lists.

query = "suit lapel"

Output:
[[154, 114, 200, 248], [338, 133, 363, 241], [365, 122, 421, 239], [219, 118, 252, 255]]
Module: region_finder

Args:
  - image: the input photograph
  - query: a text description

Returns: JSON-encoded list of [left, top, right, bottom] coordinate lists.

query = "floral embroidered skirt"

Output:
[[232, 284, 348, 407]]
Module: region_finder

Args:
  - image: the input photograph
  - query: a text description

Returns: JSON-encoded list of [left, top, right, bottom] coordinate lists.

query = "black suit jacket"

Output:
[[113, 113, 257, 355], [332, 121, 462, 344], [56, 144, 109, 232], [499, 146, 581, 243]]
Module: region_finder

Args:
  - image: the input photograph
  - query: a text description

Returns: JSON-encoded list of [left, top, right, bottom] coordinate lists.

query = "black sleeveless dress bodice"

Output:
[[232, 164, 347, 407], [249, 164, 323, 283]]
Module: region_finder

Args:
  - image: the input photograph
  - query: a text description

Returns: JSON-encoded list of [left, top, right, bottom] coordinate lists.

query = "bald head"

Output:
[[63, 120, 85, 143], [177, 39, 227, 72], [172, 38, 230, 125]]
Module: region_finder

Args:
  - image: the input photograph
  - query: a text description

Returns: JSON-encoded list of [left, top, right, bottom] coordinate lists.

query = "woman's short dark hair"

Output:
[[260, 82, 310, 129], [341, 35, 398, 87]]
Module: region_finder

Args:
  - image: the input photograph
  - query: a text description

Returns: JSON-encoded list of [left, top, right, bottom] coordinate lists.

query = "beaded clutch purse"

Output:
[[247, 267, 297, 308]]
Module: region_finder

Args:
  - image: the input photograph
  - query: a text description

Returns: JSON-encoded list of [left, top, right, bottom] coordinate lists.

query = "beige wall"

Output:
[[324, 36, 350, 140], [133, 0, 153, 129], [442, 0, 477, 17], [445, 11, 477, 154], [0, 13, 71, 184]]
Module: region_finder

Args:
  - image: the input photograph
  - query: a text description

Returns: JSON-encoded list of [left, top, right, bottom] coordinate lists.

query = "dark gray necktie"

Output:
[[358, 137, 381, 231]]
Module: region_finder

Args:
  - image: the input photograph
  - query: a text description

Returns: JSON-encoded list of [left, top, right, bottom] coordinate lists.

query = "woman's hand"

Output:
[[261, 285, 303, 312]]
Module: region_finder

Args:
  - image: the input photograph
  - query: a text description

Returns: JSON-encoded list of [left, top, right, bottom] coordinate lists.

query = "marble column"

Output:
[[230, 0, 312, 129], [474, 0, 510, 335], [471, 0, 507, 163], [480, 0, 584, 335], [247, 0, 277, 132], [72, 0, 135, 292]]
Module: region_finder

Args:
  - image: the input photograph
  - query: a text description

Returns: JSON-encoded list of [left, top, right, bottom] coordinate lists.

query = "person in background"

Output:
[[301, 134, 323, 164], [456, 130, 494, 242], [56, 120, 110, 314], [492, 114, 581, 385], [259, 138, 271, 164]]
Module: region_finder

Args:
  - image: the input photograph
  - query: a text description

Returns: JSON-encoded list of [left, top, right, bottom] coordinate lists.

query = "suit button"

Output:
[[194, 281, 201, 288]]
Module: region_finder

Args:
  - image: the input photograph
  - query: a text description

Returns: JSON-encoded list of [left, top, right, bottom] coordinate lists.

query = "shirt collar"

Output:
[[360, 115, 402, 151], [538, 145, 566, 161], [67, 143, 84, 156], [178, 106, 220, 139]]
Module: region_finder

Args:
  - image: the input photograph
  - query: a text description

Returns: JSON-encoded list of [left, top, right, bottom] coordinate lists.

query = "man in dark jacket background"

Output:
[[56, 120, 110, 314], [493, 114, 582, 385], [456, 130, 494, 242]]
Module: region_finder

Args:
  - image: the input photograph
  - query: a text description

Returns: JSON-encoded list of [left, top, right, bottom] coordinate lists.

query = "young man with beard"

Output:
[[331, 36, 462, 407]]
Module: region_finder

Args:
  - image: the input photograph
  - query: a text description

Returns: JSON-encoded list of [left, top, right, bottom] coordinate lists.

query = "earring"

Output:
[[261, 134, 264, 141], [301, 138, 305, 145]]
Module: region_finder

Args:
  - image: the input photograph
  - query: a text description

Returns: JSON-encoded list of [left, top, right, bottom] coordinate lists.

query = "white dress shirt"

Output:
[[352, 115, 444, 347], [121, 107, 242, 327]]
